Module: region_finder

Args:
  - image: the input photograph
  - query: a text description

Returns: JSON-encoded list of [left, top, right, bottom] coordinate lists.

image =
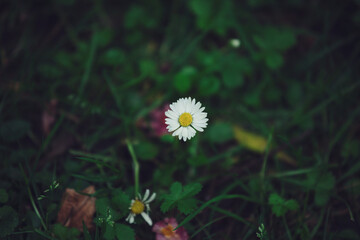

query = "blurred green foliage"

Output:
[[0, 0, 360, 239]]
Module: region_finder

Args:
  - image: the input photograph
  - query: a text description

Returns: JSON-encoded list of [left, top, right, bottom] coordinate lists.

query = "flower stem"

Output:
[[126, 139, 140, 196]]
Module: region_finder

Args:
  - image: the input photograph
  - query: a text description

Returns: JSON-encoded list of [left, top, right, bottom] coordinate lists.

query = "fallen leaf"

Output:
[[233, 126, 267, 153], [57, 185, 96, 232], [233, 125, 297, 166]]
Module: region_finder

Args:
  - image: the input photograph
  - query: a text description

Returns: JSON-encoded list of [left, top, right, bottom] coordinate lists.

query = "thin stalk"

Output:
[[260, 129, 274, 201], [20, 164, 47, 231], [126, 139, 140, 196], [283, 216, 293, 240]]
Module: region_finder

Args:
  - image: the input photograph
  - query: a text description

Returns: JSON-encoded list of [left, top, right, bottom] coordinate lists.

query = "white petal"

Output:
[[165, 110, 178, 119], [192, 119, 208, 125], [172, 127, 183, 137], [165, 118, 179, 126], [191, 122, 204, 132], [188, 127, 196, 139], [192, 98, 196, 105], [193, 112, 207, 120], [141, 212, 153, 226], [169, 103, 180, 115], [167, 123, 180, 132], [177, 100, 185, 113], [143, 189, 150, 202], [182, 127, 188, 141], [145, 192, 156, 203], [197, 123, 208, 128], [184, 97, 192, 112], [193, 102, 202, 113], [127, 213, 135, 224]]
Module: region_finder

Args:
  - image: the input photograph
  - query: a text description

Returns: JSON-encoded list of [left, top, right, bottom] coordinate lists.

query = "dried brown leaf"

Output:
[[57, 185, 96, 232]]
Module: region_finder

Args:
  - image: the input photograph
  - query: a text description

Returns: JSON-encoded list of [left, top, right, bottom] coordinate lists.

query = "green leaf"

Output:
[[54, 51, 73, 69], [139, 59, 157, 76], [189, 0, 212, 30], [174, 66, 197, 93], [0, 206, 19, 238], [253, 27, 296, 51], [269, 193, 284, 205], [222, 70, 244, 88], [221, 55, 252, 88], [160, 198, 174, 213], [306, 170, 335, 206], [101, 48, 125, 66], [124, 5, 145, 29], [177, 198, 198, 215], [314, 190, 330, 206], [284, 199, 299, 211], [0, 189, 8, 203], [103, 223, 115, 240], [95, 29, 114, 47], [306, 171, 335, 191], [182, 183, 202, 198], [161, 182, 202, 214], [0, 120, 30, 142], [198, 76, 220, 96], [96, 198, 121, 221], [124, 5, 158, 29], [189, 0, 234, 35], [271, 204, 288, 217], [52, 224, 80, 240], [170, 182, 183, 199], [268, 193, 299, 217], [134, 141, 159, 160], [111, 190, 131, 218], [265, 52, 284, 69], [206, 122, 234, 143], [187, 155, 209, 167], [115, 223, 135, 240], [83, 222, 92, 240]]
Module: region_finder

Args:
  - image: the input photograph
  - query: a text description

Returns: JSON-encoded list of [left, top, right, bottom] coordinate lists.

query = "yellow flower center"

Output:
[[160, 224, 177, 237], [131, 200, 145, 214], [178, 113, 192, 127]]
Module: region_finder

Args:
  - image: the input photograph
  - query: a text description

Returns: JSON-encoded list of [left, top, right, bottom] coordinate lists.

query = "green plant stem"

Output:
[[78, 27, 97, 101], [283, 216, 293, 240], [260, 129, 273, 201], [20, 164, 47, 231], [126, 139, 139, 196], [176, 194, 259, 229]]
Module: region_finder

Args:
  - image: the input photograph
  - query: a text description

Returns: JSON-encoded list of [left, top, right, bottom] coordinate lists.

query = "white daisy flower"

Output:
[[165, 97, 209, 141], [126, 189, 156, 226]]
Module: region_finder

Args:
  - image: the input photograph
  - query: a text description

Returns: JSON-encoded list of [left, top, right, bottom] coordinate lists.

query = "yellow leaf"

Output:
[[233, 125, 297, 166], [275, 151, 297, 166], [233, 126, 268, 153]]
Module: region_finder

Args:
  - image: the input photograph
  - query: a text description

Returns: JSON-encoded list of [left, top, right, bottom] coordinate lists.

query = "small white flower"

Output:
[[126, 189, 156, 226], [165, 97, 209, 141], [229, 38, 241, 48]]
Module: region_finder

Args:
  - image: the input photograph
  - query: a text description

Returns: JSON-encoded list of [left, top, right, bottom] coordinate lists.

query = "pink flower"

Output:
[[152, 218, 189, 240], [150, 104, 170, 137]]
